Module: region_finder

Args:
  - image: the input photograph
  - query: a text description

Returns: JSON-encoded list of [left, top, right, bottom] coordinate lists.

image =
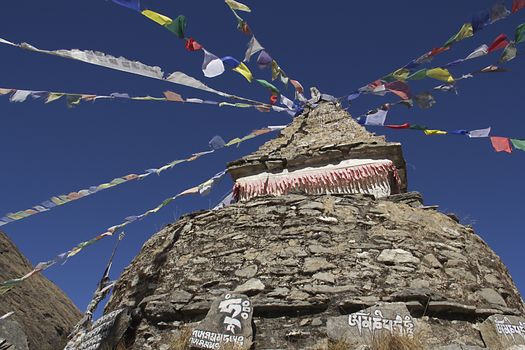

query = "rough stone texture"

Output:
[[0, 231, 81, 350], [227, 103, 408, 192], [327, 302, 416, 346], [189, 293, 254, 349], [105, 192, 525, 349], [0, 319, 29, 350], [479, 314, 525, 349]]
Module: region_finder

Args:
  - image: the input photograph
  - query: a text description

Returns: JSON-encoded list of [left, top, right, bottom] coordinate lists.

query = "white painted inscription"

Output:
[[218, 294, 251, 334], [348, 309, 415, 337], [494, 316, 525, 340], [190, 330, 245, 349]]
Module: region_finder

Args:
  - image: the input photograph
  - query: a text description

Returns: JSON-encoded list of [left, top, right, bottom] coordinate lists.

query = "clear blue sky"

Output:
[[0, 0, 524, 313]]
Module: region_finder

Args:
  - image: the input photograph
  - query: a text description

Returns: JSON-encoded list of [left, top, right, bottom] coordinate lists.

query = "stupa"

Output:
[[100, 102, 525, 350]]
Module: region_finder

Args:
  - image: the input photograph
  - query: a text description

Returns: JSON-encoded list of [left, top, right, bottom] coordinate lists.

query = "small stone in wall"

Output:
[[479, 314, 525, 349], [377, 249, 420, 265], [190, 293, 254, 350]]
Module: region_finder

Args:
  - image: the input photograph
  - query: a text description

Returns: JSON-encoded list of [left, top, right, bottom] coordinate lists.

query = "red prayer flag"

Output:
[[429, 47, 450, 57], [385, 81, 411, 100], [512, 0, 525, 12], [184, 38, 202, 52], [488, 34, 509, 53], [386, 123, 411, 129], [290, 79, 304, 94], [490, 137, 512, 153]]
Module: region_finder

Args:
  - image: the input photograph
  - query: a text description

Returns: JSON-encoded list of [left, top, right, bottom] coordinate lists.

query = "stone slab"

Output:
[[327, 302, 416, 346], [479, 314, 525, 349], [190, 293, 253, 350]]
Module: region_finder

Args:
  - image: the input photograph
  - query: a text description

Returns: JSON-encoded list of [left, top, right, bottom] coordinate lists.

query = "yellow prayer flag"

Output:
[[426, 68, 454, 83], [424, 129, 448, 135], [45, 93, 64, 103], [141, 9, 173, 26], [226, 137, 242, 146], [0, 88, 12, 95], [392, 68, 411, 82], [456, 23, 473, 42], [232, 62, 253, 82], [225, 0, 251, 12]]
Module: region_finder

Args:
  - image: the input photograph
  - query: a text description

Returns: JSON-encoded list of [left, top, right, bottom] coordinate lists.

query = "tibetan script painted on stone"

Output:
[[480, 314, 525, 349], [190, 293, 253, 350]]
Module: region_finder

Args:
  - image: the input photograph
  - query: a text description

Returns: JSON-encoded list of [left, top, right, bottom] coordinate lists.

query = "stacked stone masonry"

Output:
[[105, 193, 525, 349]]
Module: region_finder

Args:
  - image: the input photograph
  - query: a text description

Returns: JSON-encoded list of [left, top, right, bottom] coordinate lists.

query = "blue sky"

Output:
[[0, 0, 524, 313]]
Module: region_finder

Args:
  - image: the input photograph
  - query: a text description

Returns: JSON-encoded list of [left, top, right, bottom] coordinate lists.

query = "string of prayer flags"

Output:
[[0, 125, 285, 228], [513, 0, 525, 12], [491, 137, 513, 153], [0, 36, 272, 105], [0, 170, 228, 295]]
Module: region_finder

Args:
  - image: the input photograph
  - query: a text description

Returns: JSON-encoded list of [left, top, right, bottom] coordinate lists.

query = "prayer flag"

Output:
[[202, 50, 225, 78], [413, 92, 436, 109], [444, 23, 473, 47], [232, 62, 253, 82], [465, 44, 489, 60], [165, 15, 186, 39], [141, 9, 172, 26], [0, 88, 12, 95], [488, 34, 509, 52], [256, 79, 280, 94], [244, 36, 264, 62], [499, 42, 517, 63], [45, 93, 64, 103], [449, 130, 469, 135], [410, 124, 428, 131], [163, 91, 184, 102], [209, 136, 226, 150], [430, 47, 449, 56], [185, 38, 202, 51], [515, 23, 525, 44], [385, 81, 411, 100], [257, 50, 272, 69], [468, 127, 491, 138], [290, 80, 304, 94], [272, 60, 284, 81], [407, 69, 428, 80], [490, 137, 512, 153], [111, 0, 140, 12], [347, 91, 361, 102], [225, 0, 251, 12], [512, 0, 525, 12], [472, 10, 491, 32], [364, 109, 388, 126], [386, 123, 411, 129], [66, 95, 82, 108], [222, 56, 241, 68], [510, 139, 525, 151], [477, 65, 508, 73], [424, 129, 448, 135], [10, 90, 32, 102], [490, 1, 510, 23], [391, 68, 411, 82], [426, 68, 454, 82]]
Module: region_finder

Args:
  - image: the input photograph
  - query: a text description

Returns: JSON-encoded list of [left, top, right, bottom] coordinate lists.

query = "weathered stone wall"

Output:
[[106, 193, 524, 349]]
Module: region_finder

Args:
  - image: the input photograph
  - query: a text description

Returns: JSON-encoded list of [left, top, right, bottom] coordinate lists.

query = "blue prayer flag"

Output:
[[111, 0, 141, 12]]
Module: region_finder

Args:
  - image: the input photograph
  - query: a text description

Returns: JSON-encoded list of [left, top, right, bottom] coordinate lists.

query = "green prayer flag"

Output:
[[256, 79, 280, 94], [516, 23, 525, 44], [409, 124, 428, 131], [407, 69, 428, 80], [444, 23, 474, 47], [511, 139, 525, 151], [164, 15, 186, 39]]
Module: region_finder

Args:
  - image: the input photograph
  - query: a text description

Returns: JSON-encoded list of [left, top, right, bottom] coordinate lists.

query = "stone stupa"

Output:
[[97, 102, 524, 350]]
